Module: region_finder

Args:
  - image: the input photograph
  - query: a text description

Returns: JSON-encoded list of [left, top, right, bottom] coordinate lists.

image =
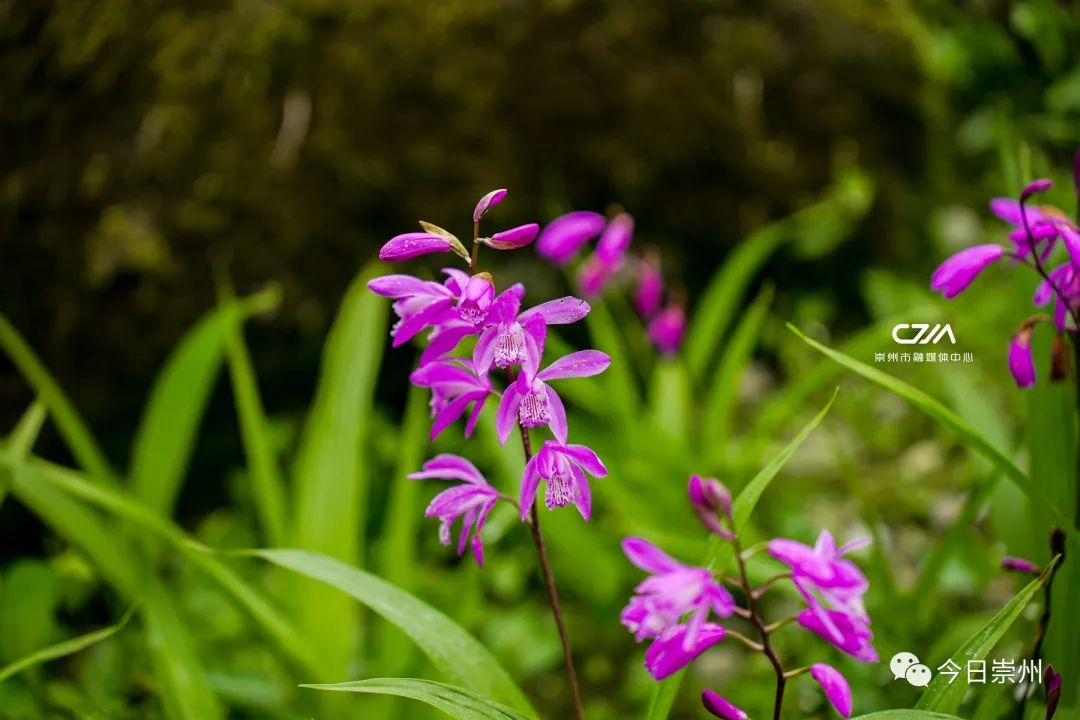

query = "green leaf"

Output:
[[130, 289, 277, 517], [701, 285, 773, 460], [221, 291, 288, 546], [0, 313, 114, 483], [643, 389, 837, 718], [0, 607, 135, 684], [0, 450, 321, 679], [585, 295, 639, 420], [850, 713, 964, 720], [916, 557, 1060, 714], [788, 324, 1079, 536], [2, 453, 221, 719], [292, 263, 387, 678], [301, 678, 536, 720], [253, 549, 535, 716], [731, 386, 838, 532], [648, 359, 691, 445]]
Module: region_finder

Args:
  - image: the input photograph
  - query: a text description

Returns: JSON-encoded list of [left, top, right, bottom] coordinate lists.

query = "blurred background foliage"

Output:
[[2, 0, 1080, 719]]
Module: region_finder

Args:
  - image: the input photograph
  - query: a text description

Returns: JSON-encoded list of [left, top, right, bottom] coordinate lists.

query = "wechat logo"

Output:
[[891, 651, 933, 687]]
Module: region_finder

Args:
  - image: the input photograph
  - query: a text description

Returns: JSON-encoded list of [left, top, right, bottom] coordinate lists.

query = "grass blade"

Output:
[[302, 678, 535, 720], [851, 713, 963, 720], [916, 557, 1059, 713], [0, 606, 134, 684], [253, 548, 535, 715], [0, 314, 114, 482], [130, 292, 275, 517], [291, 263, 386, 679], [221, 291, 288, 546]]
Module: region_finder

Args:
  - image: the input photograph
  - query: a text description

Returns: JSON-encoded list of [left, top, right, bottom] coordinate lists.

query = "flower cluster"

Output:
[[931, 176, 1080, 387], [536, 209, 687, 355], [369, 189, 611, 564], [620, 475, 874, 718]]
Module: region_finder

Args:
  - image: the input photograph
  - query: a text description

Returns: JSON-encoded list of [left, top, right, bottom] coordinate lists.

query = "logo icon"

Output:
[[892, 323, 957, 345], [891, 651, 933, 687]]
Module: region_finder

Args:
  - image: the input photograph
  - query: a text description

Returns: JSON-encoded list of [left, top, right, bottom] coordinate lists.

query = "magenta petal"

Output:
[[622, 537, 683, 574], [519, 296, 591, 325], [701, 690, 747, 720], [519, 454, 542, 520], [635, 261, 663, 319], [930, 244, 1004, 299], [811, 664, 852, 718], [408, 454, 488, 485], [495, 384, 522, 445], [537, 349, 612, 381], [644, 623, 725, 680], [1008, 328, 1036, 388], [486, 223, 539, 249], [379, 232, 452, 262], [473, 326, 498, 374], [647, 305, 686, 355], [578, 255, 618, 297], [473, 188, 507, 223], [564, 444, 607, 477], [545, 386, 568, 444], [536, 211, 606, 264], [596, 213, 634, 263], [368, 274, 433, 297]]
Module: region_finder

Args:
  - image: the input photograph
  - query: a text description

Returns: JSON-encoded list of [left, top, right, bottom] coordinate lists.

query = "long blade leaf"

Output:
[[301, 678, 535, 720]]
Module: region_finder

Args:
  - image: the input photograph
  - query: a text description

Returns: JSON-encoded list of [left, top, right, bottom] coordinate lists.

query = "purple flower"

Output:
[[1008, 327, 1037, 388], [409, 359, 493, 439], [769, 530, 876, 661], [620, 538, 735, 645], [647, 304, 686, 356], [688, 475, 732, 537], [930, 244, 1005, 299], [797, 607, 878, 662], [457, 273, 496, 324], [368, 273, 457, 347], [519, 440, 607, 520], [379, 232, 452, 262], [537, 211, 607, 264], [644, 622, 726, 680], [1001, 555, 1040, 574], [1021, 178, 1054, 202], [635, 258, 663, 319], [495, 349, 611, 444], [701, 691, 748, 720], [484, 223, 540, 249], [473, 188, 507, 222], [473, 289, 590, 375], [576, 213, 634, 297], [409, 455, 499, 566], [811, 663, 853, 718]]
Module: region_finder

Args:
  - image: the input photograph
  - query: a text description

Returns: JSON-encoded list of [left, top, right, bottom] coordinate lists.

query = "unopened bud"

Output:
[[689, 474, 733, 537], [1051, 334, 1071, 382]]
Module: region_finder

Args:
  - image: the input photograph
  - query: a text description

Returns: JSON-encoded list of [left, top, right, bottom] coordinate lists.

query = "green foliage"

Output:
[[302, 678, 536, 720]]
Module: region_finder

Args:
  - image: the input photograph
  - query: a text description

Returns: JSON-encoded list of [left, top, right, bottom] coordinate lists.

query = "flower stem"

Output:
[[471, 221, 481, 269], [508, 368, 585, 720], [731, 531, 786, 720]]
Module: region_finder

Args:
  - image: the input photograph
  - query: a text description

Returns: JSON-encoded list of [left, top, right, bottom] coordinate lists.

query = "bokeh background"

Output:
[[2, 1, 1080, 718]]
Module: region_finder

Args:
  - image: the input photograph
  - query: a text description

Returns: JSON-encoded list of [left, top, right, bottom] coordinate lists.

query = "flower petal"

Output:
[[486, 223, 539, 249], [622, 537, 683, 574], [545, 385, 568, 444], [644, 623, 725, 680], [930, 244, 1005, 299], [409, 455, 488, 485], [519, 296, 591, 325], [537, 349, 612, 381], [596, 212, 634, 263], [1009, 327, 1037, 388], [495, 383, 522, 445], [536, 211, 606, 264], [811, 663, 853, 718], [379, 233, 452, 262], [701, 690, 747, 720], [563, 444, 607, 477], [519, 454, 542, 520]]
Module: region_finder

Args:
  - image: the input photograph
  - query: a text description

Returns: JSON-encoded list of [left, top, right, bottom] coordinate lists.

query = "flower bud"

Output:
[[458, 273, 495, 323], [1008, 325, 1036, 388], [1045, 664, 1062, 719], [701, 690, 747, 720], [473, 188, 507, 222], [484, 223, 539, 249], [1051, 333, 1071, 382], [1001, 555, 1040, 575], [379, 232, 452, 262], [689, 475, 733, 537], [1020, 178, 1053, 203]]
